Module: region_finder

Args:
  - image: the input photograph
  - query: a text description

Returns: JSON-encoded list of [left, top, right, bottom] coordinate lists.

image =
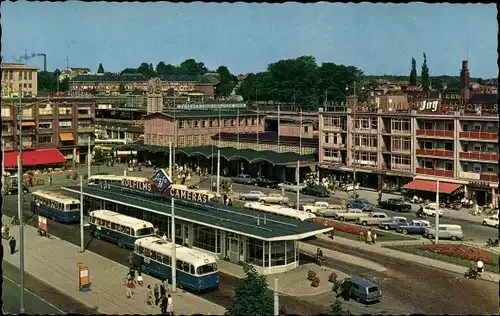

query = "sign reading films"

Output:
[[120, 169, 210, 203]]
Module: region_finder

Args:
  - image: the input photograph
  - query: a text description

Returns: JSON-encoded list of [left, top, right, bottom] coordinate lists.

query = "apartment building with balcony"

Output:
[[1, 63, 38, 97], [69, 73, 220, 99], [1, 97, 95, 168]]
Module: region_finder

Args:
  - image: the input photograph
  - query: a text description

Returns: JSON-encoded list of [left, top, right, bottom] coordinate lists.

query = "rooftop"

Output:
[[62, 185, 329, 241], [148, 109, 258, 119]]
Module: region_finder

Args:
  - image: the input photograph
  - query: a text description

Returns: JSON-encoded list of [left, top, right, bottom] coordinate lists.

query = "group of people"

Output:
[[125, 267, 174, 314], [360, 228, 377, 245], [2, 224, 10, 240]]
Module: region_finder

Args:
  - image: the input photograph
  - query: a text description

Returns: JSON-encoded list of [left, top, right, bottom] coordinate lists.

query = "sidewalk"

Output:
[[2, 215, 225, 315], [315, 234, 500, 283]]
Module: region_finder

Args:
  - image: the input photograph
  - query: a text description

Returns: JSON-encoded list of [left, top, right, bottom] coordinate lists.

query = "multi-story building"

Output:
[[69, 74, 220, 99], [1, 97, 95, 167], [319, 60, 498, 206], [1, 63, 38, 97]]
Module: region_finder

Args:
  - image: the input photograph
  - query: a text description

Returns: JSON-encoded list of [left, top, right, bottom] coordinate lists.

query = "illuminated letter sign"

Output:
[[151, 169, 172, 193], [419, 100, 438, 112]]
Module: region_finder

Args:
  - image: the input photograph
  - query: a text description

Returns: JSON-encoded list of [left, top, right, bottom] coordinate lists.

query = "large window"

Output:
[[391, 118, 411, 132], [59, 120, 72, 129], [353, 152, 377, 166], [354, 135, 377, 148], [391, 155, 410, 166], [247, 237, 264, 267], [38, 135, 52, 144], [354, 117, 377, 131], [193, 224, 217, 253], [38, 122, 52, 129], [392, 136, 411, 152], [58, 107, 72, 115]]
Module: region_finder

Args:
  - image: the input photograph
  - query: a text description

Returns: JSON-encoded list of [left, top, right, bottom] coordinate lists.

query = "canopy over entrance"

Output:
[[122, 143, 316, 165], [404, 179, 462, 194]]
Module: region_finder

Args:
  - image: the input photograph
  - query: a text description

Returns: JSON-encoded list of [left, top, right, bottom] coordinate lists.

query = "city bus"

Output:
[[88, 210, 155, 248], [32, 190, 81, 224], [133, 236, 220, 292], [243, 202, 317, 222], [88, 175, 149, 186]]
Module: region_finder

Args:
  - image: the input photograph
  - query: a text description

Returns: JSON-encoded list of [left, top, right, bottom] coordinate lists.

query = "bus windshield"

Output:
[[66, 203, 80, 211], [196, 262, 218, 275], [136, 227, 154, 236]]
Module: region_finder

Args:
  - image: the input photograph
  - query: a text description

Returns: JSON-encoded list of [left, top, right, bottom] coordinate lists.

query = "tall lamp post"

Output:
[[16, 91, 51, 313]]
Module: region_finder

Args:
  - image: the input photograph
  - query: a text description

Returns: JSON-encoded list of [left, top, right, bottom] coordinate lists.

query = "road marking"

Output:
[[3, 275, 65, 314]]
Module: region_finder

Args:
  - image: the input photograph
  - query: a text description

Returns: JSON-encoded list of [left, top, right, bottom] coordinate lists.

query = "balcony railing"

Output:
[[77, 126, 94, 133], [391, 129, 412, 135], [416, 167, 453, 178], [354, 128, 378, 134], [416, 129, 454, 138], [480, 174, 499, 183], [459, 152, 499, 161], [458, 172, 481, 180], [459, 131, 498, 141], [416, 149, 454, 158], [390, 164, 412, 172]]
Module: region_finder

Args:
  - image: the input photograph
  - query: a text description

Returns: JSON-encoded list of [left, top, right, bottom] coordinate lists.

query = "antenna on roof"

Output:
[[466, 36, 469, 61]]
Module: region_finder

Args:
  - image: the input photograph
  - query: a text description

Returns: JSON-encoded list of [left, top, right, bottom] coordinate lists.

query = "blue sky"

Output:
[[1, 2, 497, 78]]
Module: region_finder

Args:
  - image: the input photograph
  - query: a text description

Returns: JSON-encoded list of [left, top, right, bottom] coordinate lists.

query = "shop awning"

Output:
[[404, 180, 462, 194], [3, 149, 67, 168], [21, 121, 36, 127], [59, 133, 75, 141]]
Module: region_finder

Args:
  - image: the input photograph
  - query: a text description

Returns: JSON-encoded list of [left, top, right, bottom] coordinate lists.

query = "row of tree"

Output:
[[236, 56, 366, 105], [226, 263, 350, 316], [409, 53, 430, 91], [37, 70, 69, 92]]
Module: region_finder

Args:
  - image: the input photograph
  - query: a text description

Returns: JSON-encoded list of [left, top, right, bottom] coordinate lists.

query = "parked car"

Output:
[[232, 174, 255, 185], [378, 217, 409, 230], [420, 204, 444, 217], [396, 220, 431, 235], [259, 193, 289, 205], [254, 177, 279, 188], [239, 190, 266, 201], [378, 198, 412, 212], [356, 212, 390, 226], [482, 215, 499, 228], [302, 201, 330, 214], [301, 185, 330, 197], [348, 277, 382, 303], [318, 205, 346, 217], [424, 224, 464, 241], [278, 182, 307, 192], [333, 208, 364, 221], [348, 199, 372, 212]]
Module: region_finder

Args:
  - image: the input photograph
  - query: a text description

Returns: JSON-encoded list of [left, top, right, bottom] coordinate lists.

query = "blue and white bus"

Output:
[[32, 190, 81, 224], [133, 237, 220, 292], [89, 210, 155, 249]]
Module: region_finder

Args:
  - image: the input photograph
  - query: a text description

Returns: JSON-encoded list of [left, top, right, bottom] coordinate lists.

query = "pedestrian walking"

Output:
[[166, 294, 174, 315], [366, 229, 373, 245], [9, 237, 16, 255], [146, 285, 153, 306], [372, 232, 377, 245], [126, 278, 135, 299], [330, 226, 335, 240], [154, 284, 160, 306], [136, 269, 143, 287], [160, 281, 167, 298], [160, 295, 168, 314], [48, 176, 52, 186]]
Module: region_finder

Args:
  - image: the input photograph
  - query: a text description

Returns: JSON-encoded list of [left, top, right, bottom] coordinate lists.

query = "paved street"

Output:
[[2, 261, 95, 315]]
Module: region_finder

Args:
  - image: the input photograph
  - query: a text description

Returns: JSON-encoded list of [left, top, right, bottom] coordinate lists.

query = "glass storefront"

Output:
[[247, 237, 264, 267], [193, 224, 219, 253]]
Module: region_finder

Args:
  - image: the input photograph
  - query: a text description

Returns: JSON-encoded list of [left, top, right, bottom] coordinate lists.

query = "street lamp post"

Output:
[[16, 93, 51, 314]]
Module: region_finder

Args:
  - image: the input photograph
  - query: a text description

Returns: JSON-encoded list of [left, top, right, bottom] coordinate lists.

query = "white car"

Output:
[[303, 201, 330, 214], [482, 216, 499, 228], [278, 182, 306, 192], [259, 193, 289, 205], [422, 204, 444, 217], [239, 191, 266, 201]]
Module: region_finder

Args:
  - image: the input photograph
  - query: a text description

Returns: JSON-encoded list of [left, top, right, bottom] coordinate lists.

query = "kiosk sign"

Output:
[[151, 169, 172, 193]]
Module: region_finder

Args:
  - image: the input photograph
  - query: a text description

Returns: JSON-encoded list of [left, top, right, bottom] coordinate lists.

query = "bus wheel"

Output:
[[118, 239, 124, 248], [93, 230, 100, 239]]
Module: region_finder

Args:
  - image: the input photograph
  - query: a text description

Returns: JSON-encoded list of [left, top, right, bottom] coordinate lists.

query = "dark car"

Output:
[[231, 174, 255, 185], [348, 199, 372, 211], [254, 177, 279, 188], [301, 185, 330, 197], [378, 198, 412, 212]]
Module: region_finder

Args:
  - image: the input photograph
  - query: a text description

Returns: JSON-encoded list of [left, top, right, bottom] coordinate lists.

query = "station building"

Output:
[[62, 172, 331, 274]]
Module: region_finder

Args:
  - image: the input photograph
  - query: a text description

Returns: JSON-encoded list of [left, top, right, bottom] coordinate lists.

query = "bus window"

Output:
[[89, 216, 94, 224], [124, 227, 131, 235], [66, 203, 79, 211], [183, 262, 190, 273], [156, 253, 163, 262], [177, 260, 184, 270], [190, 265, 195, 275], [196, 263, 218, 275], [106, 221, 111, 229], [110, 222, 116, 230], [138, 246, 144, 255], [150, 251, 157, 260], [144, 248, 151, 257], [130, 228, 135, 236], [136, 227, 154, 237], [164, 255, 171, 266]]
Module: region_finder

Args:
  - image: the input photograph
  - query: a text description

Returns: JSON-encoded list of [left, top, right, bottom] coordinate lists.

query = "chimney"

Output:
[[460, 60, 470, 102], [42, 54, 47, 72]]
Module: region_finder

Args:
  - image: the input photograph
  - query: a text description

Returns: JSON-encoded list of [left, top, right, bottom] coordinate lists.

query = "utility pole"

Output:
[[296, 160, 300, 211], [217, 150, 221, 196], [79, 175, 84, 252], [435, 179, 440, 244], [256, 89, 259, 147], [274, 278, 279, 316], [277, 104, 280, 152], [169, 139, 177, 292], [87, 137, 91, 179], [17, 86, 26, 313], [237, 107, 240, 149]]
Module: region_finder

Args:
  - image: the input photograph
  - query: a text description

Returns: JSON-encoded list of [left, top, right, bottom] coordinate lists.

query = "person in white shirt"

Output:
[[476, 260, 484, 275]]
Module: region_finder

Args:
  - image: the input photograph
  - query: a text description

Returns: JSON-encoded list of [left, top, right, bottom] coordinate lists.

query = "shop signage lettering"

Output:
[[168, 188, 209, 203], [419, 100, 439, 112], [121, 179, 153, 192]]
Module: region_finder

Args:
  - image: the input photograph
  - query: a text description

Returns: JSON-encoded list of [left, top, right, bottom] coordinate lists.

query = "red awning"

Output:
[[404, 179, 462, 194], [4, 149, 67, 168]]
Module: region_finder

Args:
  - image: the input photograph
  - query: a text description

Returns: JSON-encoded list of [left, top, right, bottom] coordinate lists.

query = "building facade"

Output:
[[1, 63, 38, 97], [1, 97, 95, 164], [69, 74, 219, 99]]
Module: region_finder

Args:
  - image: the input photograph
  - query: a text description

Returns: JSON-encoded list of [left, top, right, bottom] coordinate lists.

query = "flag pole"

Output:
[[277, 104, 280, 153], [237, 107, 240, 149]]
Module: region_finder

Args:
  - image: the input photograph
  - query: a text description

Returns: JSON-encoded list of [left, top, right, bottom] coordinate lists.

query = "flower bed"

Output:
[[316, 219, 364, 235], [419, 244, 495, 264]]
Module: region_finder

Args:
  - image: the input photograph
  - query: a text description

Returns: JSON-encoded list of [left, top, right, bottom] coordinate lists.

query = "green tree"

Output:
[[97, 63, 104, 73], [330, 299, 350, 315], [120, 68, 138, 75], [215, 65, 238, 98], [156, 61, 167, 75], [179, 59, 208, 75], [137, 62, 156, 79], [421, 53, 430, 92], [92, 148, 108, 173], [225, 263, 273, 316], [409, 57, 417, 86]]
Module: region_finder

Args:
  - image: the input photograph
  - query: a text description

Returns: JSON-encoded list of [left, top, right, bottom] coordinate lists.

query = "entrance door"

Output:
[[227, 237, 239, 262], [239, 239, 245, 262]]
